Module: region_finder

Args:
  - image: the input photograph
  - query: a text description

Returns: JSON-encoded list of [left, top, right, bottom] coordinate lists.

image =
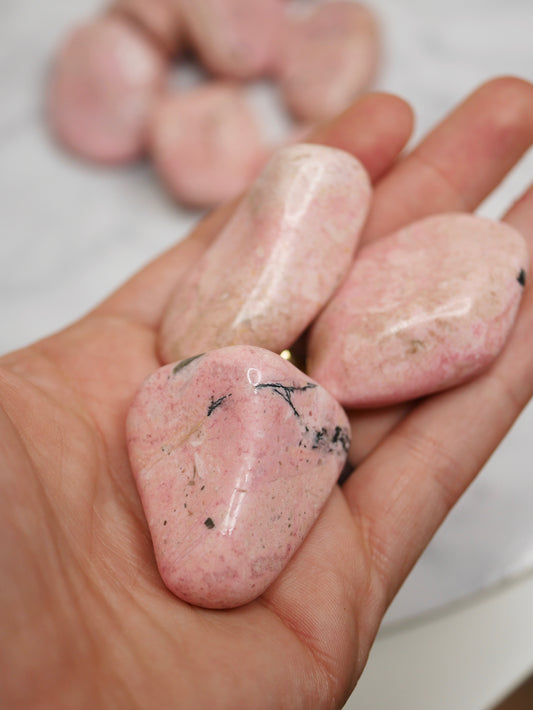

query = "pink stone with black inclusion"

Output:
[[127, 346, 350, 608]]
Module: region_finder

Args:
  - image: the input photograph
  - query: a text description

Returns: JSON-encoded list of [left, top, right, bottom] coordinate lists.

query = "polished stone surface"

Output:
[[149, 82, 269, 207], [309, 213, 529, 407], [127, 346, 350, 608], [48, 15, 168, 162], [278, 0, 379, 120], [159, 143, 371, 363]]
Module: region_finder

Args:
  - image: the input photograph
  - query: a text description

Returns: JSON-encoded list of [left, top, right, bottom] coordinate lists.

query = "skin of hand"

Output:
[[1, 78, 532, 710]]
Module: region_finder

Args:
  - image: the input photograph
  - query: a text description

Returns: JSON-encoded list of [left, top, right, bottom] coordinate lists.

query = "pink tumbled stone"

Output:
[[149, 83, 269, 207], [308, 213, 529, 407], [180, 0, 284, 78], [278, 1, 380, 121], [158, 143, 371, 363], [127, 346, 350, 608], [112, 0, 183, 54], [48, 16, 167, 163]]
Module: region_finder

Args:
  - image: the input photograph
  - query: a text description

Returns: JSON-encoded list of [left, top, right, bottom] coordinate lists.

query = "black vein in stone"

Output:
[[207, 393, 232, 417], [254, 382, 317, 417], [332, 425, 351, 453], [172, 353, 205, 376]]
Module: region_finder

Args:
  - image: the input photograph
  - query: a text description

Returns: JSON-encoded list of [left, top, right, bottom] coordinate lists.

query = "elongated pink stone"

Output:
[[47, 16, 167, 163], [308, 213, 529, 407], [180, 0, 284, 79], [127, 346, 350, 608], [278, 1, 380, 121], [158, 143, 371, 363], [149, 83, 269, 207]]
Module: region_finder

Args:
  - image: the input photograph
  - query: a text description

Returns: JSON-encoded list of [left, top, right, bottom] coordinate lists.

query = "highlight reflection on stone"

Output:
[[158, 143, 371, 363], [127, 346, 350, 608], [308, 213, 529, 407]]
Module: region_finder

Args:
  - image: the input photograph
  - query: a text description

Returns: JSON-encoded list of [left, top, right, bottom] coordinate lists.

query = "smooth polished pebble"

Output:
[[179, 0, 284, 79], [149, 83, 269, 207], [112, 0, 183, 54], [47, 16, 167, 163], [308, 213, 529, 407], [158, 143, 371, 363], [278, 1, 380, 121], [126, 346, 351, 608]]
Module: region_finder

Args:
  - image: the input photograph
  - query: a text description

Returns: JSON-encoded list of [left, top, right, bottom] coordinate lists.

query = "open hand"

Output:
[[1, 77, 532, 709]]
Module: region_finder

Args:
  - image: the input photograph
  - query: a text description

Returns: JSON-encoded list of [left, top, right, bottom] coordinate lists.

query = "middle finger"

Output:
[[345, 77, 533, 464]]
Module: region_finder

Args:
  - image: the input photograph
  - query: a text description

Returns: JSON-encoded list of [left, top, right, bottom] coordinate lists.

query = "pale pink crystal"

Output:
[[308, 213, 529, 407], [127, 346, 350, 608], [158, 143, 371, 363], [149, 83, 269, 207], [179, 0, 284, 79], [278, 1, 380, 121]]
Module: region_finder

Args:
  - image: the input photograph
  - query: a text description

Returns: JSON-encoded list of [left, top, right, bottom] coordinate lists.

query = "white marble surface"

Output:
[[350, 570, 533, 710], [1, 0, 532, 631]]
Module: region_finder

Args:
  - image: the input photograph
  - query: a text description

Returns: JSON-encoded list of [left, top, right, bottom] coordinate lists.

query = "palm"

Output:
[[1, 311, 369, 709], [1, 79, 533, 710]]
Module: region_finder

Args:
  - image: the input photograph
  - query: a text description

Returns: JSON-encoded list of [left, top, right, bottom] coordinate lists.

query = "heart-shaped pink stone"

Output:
[[127, 346, 350, 608]]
